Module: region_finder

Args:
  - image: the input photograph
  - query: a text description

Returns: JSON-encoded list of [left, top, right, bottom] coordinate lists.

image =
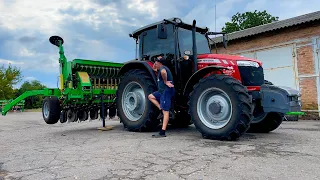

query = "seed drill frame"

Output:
[[2, 36, 123, 125]]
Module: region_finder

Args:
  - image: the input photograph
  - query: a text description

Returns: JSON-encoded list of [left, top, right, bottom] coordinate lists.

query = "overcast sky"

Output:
[[0, 0, 319, 88]]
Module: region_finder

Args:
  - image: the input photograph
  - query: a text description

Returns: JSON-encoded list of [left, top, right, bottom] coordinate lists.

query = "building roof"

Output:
[[211, 10, 320, 44]]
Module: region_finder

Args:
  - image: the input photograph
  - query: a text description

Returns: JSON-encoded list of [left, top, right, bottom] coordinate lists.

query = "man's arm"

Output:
[[161, 69, 174, 88], [160, 69, 168, 84]]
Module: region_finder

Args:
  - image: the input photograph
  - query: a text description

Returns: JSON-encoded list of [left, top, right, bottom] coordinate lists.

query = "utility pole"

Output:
[[215, 0, 217, 38]]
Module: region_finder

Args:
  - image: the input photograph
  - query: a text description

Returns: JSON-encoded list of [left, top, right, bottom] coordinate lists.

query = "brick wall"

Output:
[[213, 21, 320, 110]]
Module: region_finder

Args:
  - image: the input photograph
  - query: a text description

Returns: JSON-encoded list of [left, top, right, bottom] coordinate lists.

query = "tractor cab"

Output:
[[129, 17, 228, 92]]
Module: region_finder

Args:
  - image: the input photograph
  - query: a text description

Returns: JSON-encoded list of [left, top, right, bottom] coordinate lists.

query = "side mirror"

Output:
[[222, 34, 227, 49], [157, 23, 167, 39]]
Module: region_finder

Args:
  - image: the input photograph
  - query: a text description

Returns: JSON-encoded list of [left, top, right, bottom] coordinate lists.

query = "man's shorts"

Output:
[[152, 88, 175, 111]]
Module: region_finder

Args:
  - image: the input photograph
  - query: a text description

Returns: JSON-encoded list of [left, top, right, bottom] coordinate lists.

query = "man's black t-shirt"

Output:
[[157, 65, 173, 94]]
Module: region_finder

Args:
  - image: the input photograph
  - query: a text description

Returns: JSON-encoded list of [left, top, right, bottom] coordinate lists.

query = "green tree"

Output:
[[0, 64, 22, 99], [16, 80, 47, 109], [222, 10, 279, 33]]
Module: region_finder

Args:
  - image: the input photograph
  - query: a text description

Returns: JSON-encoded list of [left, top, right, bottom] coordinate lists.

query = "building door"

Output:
[[255, 45, 297, 89], [240, 52, 256, 59]]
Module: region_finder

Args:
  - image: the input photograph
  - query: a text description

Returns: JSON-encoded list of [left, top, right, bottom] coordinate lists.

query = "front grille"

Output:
[[238, 66, 264, 86]]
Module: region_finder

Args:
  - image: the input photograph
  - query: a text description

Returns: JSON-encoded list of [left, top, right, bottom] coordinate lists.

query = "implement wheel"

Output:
[[116, 69, 160, 131], [188, 74, 253, 140], [42, 96, 61, 124], [90, 109, 99, 120], [67, 109, 78, 122]]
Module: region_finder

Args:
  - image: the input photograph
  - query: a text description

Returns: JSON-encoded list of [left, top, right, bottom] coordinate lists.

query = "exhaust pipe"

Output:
[[192, 20, 197, 73]]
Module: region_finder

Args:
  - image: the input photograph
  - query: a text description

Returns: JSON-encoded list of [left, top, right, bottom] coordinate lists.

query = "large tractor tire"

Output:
[[116, 69, 160, 132], [247, 112, 284, 133], [188, 74, 253, 141], [247, 79, 291, 133], [42, 96, 61, 124]]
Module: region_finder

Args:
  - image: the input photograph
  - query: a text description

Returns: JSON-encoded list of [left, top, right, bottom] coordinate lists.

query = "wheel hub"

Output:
[[43, 102, 49, 118], [125, 92, 142, 111], [121, 82, 146, 121], [208, 101, 221, 114], [197, 88, 233, 129]]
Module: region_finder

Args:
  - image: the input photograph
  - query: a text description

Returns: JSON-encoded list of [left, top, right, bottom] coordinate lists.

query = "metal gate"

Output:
[[240, 45, 297, 89]]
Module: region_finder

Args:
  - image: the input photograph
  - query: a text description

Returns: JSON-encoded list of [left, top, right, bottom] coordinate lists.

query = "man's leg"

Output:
[[152, 90, 173, 138], [148, 92, 161, 110], [161, 109, 170, 132]]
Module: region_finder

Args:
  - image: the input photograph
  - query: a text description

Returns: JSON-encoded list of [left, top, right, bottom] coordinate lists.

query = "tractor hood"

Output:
[[197, 53, 263, 67]]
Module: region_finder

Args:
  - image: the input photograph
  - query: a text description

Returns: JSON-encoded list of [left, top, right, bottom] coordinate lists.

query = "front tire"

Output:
[[248, 112, 284, 133], [247, 79, 286, 132], [116, 69, 160, 132], [189, 74, 253, 141], [42, 96, 61, 124]]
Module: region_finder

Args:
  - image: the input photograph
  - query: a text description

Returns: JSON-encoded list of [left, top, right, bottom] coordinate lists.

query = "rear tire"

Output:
[[188, 74, 253, 141], [116, 69, 160, 132], [42, 96, 61, 124]]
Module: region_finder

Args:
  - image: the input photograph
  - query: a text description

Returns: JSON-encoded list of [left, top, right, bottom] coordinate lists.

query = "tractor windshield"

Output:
[[178, 27, 211, 55]]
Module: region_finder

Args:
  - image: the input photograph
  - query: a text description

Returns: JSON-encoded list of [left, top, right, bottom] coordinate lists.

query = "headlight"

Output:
[[237, 61, 259, 67]]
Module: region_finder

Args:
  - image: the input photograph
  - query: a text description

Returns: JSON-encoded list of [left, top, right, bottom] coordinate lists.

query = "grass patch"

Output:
[[24, 108, 42, 112]]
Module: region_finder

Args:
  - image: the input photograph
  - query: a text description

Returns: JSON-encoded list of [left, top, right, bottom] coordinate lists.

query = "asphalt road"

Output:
[[1, 112, 320, 180]]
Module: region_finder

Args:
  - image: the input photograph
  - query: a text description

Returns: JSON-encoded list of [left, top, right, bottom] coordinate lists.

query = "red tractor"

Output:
[[116, 18, 301, 140]]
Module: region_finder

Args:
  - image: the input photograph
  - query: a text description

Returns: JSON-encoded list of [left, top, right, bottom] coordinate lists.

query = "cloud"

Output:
[[24, 76, 37, 81], [0, 0, 182, 88]]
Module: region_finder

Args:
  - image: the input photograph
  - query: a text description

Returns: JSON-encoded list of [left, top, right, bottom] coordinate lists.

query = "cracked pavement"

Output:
[[1, 112, 320, 179]]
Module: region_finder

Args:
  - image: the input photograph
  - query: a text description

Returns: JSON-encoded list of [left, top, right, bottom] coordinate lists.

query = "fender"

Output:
[[183, 65, 227, 96], [118, 60, 157, 84]]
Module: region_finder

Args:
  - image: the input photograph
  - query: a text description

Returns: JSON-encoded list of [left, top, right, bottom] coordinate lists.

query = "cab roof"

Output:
[[129, 17, 209, 39]]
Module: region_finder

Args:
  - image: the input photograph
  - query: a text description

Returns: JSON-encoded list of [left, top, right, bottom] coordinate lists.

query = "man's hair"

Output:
[[156, 56, 166, 64]]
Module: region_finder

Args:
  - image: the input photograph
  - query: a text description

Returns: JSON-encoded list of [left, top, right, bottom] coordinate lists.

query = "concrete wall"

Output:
[[213, 21, 320, 110]]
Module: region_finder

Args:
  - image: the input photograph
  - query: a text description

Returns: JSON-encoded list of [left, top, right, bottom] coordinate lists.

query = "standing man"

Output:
[[148, 56, 175, 138]]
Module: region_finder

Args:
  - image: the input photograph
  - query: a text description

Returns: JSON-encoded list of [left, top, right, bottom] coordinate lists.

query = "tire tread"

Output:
[[188, 74, 253, 141]]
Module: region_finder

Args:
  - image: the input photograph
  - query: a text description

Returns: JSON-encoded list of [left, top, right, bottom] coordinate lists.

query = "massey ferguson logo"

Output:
[[223, 66, 236, 75]]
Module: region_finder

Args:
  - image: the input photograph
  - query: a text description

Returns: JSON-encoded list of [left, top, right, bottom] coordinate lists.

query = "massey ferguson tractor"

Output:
[[115, 17, 301, 140], [1, 17, 302, 141]]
